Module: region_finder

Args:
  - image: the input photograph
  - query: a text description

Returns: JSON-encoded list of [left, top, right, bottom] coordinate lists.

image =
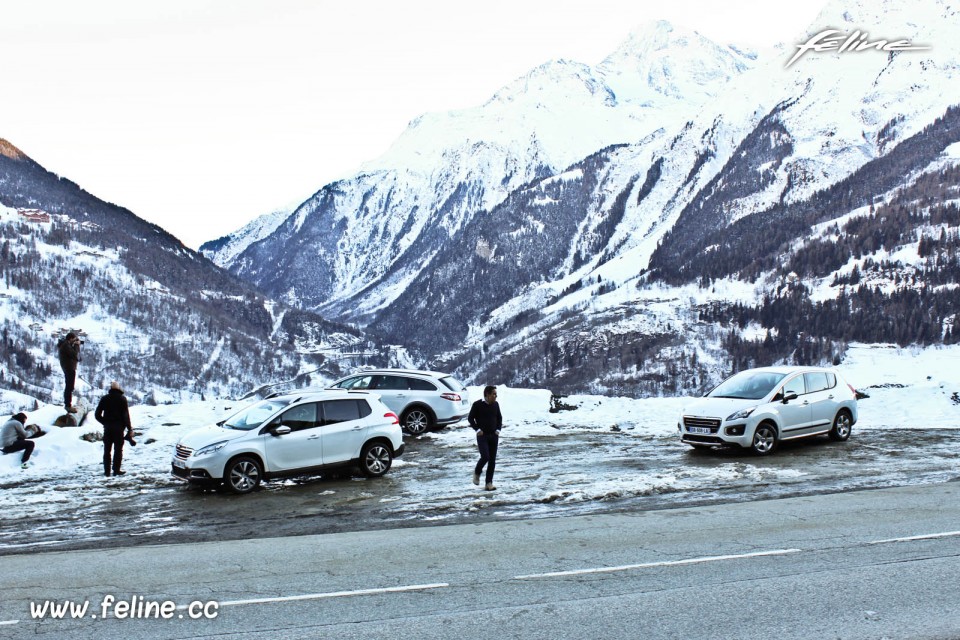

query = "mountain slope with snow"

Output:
[[207, 0, 960, 397], [0, 142, 381, 404], [217, 21, 756, 318]]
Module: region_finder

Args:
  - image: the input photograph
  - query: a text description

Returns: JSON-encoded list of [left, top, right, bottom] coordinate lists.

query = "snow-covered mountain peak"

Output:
[[597, 20, 758, 103], [810, 0, 954, 40], [485, 59, 616, 107]]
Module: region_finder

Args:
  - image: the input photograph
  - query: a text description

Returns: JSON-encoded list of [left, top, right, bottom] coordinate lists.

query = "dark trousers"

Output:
[[2, 439, 34, 463], [63, 367, 76, 408], [103, 424, 126, 473], [475, 433, 499, 484]]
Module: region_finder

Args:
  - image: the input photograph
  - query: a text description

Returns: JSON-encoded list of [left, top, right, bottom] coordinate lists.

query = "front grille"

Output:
[[683, 434, 724, 444], [175, 444, 193, 460], [683, 417, 721, 432]]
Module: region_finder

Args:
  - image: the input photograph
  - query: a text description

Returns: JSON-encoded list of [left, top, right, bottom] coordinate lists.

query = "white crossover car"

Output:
[[679, 366, 859, 455], [171, 390, 404, 493]]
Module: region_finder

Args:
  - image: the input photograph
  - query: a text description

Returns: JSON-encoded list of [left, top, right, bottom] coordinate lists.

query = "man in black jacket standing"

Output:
[[468, 385, 502, 491], [57, 332, 81, 413], [95, 381, 134, 477]]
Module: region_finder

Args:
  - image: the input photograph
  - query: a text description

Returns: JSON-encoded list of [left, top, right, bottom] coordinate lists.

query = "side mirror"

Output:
[[782, 392, 798, 404], [273, 425, 292, 436]]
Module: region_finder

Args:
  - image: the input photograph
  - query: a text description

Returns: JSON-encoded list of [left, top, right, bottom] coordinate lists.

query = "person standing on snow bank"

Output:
[[2, 413, 35, 469], [95, 381, 134, 477], [469, 385, 503, 491], [57, 332, 82, 413]]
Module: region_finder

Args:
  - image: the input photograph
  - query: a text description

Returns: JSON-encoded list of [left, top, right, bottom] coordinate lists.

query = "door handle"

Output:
[[351, 426, 362, 431], [307, 435, 320, 440]]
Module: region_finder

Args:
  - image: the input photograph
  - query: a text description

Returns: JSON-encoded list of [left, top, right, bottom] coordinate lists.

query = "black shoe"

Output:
[[113, 470, 127, 476], [104, 471, 111, 477]]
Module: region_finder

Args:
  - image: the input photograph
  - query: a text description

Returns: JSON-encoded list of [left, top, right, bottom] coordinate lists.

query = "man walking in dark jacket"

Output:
[[468, 385, 502, 491], [95, 382, 134, 477], [57, 332, 81, 413]]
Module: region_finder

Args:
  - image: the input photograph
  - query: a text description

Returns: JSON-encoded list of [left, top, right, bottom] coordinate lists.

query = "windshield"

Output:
[[708, 371, 786, 400], [223, 398, 294, 431]]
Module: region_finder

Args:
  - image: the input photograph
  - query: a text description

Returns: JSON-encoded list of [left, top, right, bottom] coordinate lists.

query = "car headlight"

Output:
[[194, 440, 229, 457], [726, 407, 756, 421]]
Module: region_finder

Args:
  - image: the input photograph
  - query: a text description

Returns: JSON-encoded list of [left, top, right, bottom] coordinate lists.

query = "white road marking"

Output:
[[868, 531, 960, 545], [0, 620, 18, 626], [513, 549, 803, 580], [178, 583, 450, 609]]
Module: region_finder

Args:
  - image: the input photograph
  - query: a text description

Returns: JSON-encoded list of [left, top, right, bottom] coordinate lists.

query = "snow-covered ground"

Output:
[[2, 343, 958, 483]]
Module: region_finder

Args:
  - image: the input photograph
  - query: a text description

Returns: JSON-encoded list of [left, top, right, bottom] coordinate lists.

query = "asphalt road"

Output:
[[2, 481, 959, 640]]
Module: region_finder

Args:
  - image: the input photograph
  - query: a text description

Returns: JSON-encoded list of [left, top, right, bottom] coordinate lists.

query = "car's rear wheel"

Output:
[[224, 456, 262, 494], [829, 409, 853, 441], [360, 442, 393, 477], [751, 424, 778, 456], [401, 408, 432, 435]]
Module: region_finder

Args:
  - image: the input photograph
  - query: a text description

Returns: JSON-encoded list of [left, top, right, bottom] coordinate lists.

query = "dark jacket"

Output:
[[468, 399, 502, 436], [95, 389, 131, 430], [57, 339, 80, 371]]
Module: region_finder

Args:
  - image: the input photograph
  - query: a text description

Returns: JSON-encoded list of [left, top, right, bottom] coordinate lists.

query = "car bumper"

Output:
[[435, 414, 467, 427], [679, 418, 753, 448], [171, 455, 224, 481]]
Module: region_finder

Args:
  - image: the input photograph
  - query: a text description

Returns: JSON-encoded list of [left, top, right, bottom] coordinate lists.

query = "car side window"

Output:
[[825, 373, 837, 389], [356, 400, 371, 418], [374, 376, 409, 391], [339, 376, 373, 390], [278, 403, 319, 431], [408, 377, 436, 391], [321, 399, 363, 425], [781, 375, 806, 398], [803, 372, 829, 393]]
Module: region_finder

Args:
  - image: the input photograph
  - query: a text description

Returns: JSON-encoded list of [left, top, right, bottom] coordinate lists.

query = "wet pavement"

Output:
[[2, 426, 958, 555]]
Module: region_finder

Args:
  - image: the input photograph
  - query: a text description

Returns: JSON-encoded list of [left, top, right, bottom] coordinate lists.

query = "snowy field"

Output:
[[2, 343, 959, 482]]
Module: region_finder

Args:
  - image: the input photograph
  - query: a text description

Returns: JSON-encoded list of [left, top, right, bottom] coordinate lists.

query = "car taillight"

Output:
[[441, 393, 461, 402], [384, 412, 399, 425]]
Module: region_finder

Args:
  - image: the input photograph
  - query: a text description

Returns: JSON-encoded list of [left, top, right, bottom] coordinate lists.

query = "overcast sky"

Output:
[[1, 0, 827, 249]]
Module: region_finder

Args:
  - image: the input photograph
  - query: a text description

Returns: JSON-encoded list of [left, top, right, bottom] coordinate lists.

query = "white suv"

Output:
[[679, 366, 859, 455], [328, 369, 470, 435], [171, 390, 404, 494]]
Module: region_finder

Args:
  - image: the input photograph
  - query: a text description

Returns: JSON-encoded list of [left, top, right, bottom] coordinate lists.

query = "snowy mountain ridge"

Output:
[[211, 21, 758, 319], [208, 0, 960, 393]]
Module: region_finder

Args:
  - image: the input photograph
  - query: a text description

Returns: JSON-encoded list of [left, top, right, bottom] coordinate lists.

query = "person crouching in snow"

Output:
[[95, 382, 134, 477], [2, 413, 35, 469]]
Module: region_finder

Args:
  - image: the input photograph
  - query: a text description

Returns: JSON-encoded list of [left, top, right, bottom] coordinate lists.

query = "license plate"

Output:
[[172, 458, 187, 469], [688, 427, 712, 435]]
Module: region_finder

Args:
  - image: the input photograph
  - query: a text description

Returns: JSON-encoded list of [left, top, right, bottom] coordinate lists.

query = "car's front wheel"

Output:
[[751, 424, 778, 456], [401, 408, 432, 435], [360, 442, 393, 477], [224, 456, 262, 494], [829, 409, 853, 441]]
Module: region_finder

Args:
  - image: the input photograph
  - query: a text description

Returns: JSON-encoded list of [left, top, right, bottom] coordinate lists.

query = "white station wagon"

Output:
[[679, 366, 859, 455]]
